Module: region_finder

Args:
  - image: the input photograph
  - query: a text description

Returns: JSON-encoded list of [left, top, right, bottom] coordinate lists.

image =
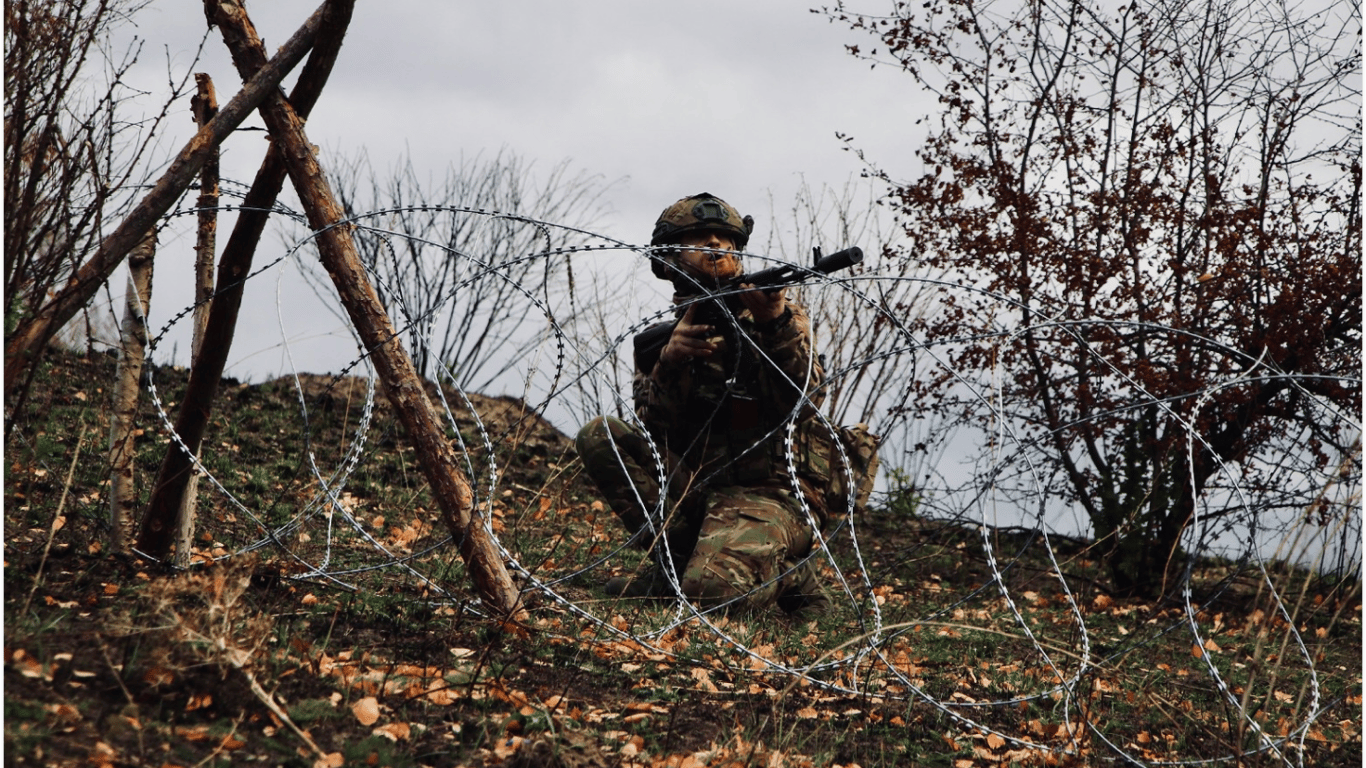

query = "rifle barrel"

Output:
[[744, 246, 863, 288]]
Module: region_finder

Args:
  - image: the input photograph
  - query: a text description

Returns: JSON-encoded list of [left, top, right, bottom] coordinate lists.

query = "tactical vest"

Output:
[[635, 318, 881, 523]]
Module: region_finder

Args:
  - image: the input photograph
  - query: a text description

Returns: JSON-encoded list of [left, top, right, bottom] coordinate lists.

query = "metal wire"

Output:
[[129, 196, 1361, 767]]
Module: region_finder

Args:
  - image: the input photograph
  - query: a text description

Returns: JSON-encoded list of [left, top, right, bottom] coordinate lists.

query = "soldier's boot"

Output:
[[776, 562, 831, 619], [604, 541, 690, 599], [604, 565, 674, 598]]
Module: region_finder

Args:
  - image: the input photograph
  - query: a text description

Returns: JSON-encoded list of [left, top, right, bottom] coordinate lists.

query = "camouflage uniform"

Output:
[[576, 293, 828, 612]]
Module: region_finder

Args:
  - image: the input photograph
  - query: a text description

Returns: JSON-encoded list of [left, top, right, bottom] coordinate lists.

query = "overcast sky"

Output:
[[117, 1, 927, 381], [133, 1, 922, 235]]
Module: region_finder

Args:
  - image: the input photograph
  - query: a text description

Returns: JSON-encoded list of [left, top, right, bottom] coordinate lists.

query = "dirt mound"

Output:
[[276, 372, 572, 458]]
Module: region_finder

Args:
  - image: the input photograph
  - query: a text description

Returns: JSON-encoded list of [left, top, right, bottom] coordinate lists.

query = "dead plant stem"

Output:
[[242, 665, 329, 760], [22, 422, 87, 616]]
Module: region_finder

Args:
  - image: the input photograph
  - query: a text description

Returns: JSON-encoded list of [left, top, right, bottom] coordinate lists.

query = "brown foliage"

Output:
[[827, 0, 1361, 595]]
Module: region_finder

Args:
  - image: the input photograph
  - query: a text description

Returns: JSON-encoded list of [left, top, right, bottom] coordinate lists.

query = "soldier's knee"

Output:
[[575, 416, 611, 458], [680, 569, 742, 607], [681, 549, 772, 609]]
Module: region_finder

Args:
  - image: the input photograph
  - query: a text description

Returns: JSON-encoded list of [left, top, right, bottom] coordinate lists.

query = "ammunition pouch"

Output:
[[796, 421, 881, 523]]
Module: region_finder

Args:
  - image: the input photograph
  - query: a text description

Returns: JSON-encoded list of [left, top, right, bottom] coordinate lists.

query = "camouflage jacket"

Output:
[[633, 295, 825, 490]]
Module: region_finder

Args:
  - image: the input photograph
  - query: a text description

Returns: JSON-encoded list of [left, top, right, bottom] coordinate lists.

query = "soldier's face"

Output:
[[676, 230, 741, 283]]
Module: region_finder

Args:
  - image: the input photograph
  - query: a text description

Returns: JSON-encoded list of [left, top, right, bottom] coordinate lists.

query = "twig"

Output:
[[192, 712, 245, 768], [98, 638, 138, 707], [241, 666, 330, 761], [22, 422, 88, 616]]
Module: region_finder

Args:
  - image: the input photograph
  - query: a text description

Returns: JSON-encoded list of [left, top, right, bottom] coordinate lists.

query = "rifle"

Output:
[[633, 246, 863, 372]]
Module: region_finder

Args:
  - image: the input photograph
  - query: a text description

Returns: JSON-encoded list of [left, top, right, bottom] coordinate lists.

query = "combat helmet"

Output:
[[649, 193, 755, 281]]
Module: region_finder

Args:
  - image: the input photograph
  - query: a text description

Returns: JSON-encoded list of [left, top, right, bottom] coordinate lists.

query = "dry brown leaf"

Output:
[[690, 667, 719, 693], [12, 651, 44, 679], [373, 722, 411, 741], [351, 696, 380, 726], [426, 687, 460, 706], [175, 725, 211, 741], [493, 735, 525, 761]]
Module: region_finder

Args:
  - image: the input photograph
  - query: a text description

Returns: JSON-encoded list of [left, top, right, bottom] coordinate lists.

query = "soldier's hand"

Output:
[[660, 304, 723, 365], [739, 284, 786, 324]]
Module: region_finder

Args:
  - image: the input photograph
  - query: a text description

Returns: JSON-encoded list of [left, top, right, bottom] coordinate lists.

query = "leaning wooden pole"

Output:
[[138, 0, 355, 562], [208, 0, 524, 619], [2, 4, 327, 397]]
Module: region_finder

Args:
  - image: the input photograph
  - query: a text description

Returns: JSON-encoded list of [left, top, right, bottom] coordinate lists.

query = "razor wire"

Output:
[[127, 195, 1362, 767]]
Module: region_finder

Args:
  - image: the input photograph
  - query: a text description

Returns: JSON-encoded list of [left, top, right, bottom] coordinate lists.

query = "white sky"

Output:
[[115, 0, 927, 381]]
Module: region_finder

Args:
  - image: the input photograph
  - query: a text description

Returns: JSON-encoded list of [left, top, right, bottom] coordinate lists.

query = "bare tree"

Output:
[[4, 0, 189, 396], [760, 178, 950, 499], [319, 149, 613, 394], [761, 180, 930, 416], [3, 0, 328, 397], [825, 0, 1361, 595]]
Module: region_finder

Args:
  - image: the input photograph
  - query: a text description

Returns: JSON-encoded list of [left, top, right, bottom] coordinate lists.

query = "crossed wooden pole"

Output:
[[8, 0, 525, 621]]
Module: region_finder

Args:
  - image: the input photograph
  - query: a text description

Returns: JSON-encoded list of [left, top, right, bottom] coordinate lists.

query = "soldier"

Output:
[[575, 193, 830, 616]]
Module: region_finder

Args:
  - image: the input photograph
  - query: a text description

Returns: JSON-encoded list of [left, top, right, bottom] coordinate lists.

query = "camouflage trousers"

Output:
[[575, 416, 818, 611]]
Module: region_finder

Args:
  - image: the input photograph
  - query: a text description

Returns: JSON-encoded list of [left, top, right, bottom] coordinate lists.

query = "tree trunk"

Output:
[[2, 4, 326, 397], [109, 232, 156, 555], [138, 0, 353, 563]]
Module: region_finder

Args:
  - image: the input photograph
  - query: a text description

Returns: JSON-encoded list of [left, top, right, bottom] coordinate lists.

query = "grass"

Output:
[[3, 347, 1361, 767]]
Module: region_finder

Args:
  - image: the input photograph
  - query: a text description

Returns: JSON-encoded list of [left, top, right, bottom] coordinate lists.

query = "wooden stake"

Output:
[[138, 0, 353, 564], [173, 73, 222, 567], [206, 0, 525, 619], [109, 232, 155, 555]]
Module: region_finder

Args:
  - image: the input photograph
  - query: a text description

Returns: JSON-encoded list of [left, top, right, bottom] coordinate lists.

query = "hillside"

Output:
[[4, 348, 1360, 767]]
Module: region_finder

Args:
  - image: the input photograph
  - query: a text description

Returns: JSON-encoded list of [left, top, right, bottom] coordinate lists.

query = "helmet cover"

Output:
[[649, 193, 755, 281]]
